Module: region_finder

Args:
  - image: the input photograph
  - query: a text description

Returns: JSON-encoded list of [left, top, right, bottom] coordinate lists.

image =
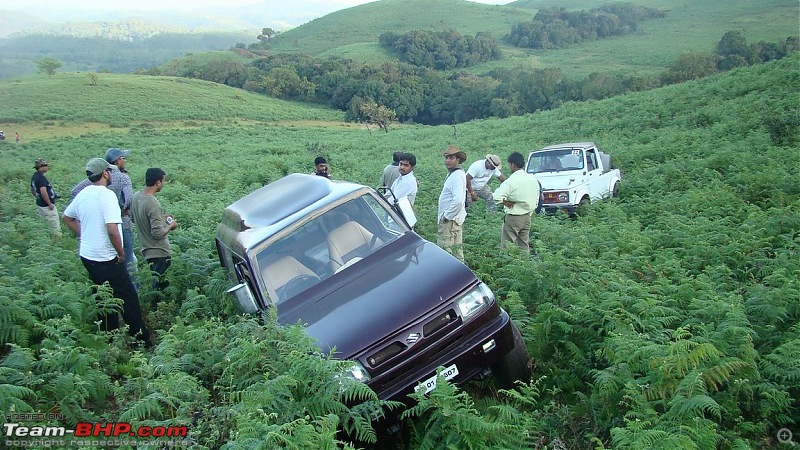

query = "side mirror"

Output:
[[227, 282, 259, 314]]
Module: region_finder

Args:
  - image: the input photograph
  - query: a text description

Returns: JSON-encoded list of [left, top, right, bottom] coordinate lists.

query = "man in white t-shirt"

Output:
[[466, 154, 506, 212], [63, 158, 151, 348]]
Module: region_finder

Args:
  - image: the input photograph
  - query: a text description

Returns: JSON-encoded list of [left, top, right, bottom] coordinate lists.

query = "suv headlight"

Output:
[[344, 361, 371, 383], [455, 283, 494, 320]]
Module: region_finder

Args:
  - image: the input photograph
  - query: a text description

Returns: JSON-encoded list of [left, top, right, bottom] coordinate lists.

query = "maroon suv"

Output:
[[215, 174, 529, 401]]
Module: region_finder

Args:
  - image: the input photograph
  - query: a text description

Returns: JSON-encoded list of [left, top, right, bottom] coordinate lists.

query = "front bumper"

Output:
[[368, 307, 515, 402]]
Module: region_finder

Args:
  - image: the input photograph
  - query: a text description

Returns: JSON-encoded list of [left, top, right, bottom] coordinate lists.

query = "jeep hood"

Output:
[[278, 234, 477, 359], [534, 171, 585, 190]]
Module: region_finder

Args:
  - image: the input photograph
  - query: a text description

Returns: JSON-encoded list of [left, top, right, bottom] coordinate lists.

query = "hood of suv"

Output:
[[278, 233, 477, 359]]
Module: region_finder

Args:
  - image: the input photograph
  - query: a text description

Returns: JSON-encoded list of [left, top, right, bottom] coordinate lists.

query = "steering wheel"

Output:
[[276, 275, 319, 301]]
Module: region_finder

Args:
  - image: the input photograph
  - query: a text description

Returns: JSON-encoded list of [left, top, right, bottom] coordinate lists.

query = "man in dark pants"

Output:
[[63, 158, 151, 348], [130, 168, 178, 296]]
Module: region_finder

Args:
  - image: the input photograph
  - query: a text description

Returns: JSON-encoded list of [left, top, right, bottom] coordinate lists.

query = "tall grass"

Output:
[[0, 56, 797, 448]]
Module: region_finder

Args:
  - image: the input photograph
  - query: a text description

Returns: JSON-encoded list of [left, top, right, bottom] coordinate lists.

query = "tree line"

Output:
[[506, 3, 667, 49], [149, 32, 797, 128], [378, 29, 502, 70]]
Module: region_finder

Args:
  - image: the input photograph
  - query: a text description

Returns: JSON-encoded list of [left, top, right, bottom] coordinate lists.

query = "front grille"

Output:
[[423, 309, 458, 336], [367, 342, 407, 367]]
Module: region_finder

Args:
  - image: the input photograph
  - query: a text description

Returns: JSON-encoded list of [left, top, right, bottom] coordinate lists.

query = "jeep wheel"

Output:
[[612, 181, 620, 198], [576, 196, 591, 217], [493, 322, 530, 389]]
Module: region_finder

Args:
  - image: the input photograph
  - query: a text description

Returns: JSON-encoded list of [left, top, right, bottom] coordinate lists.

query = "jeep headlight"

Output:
[[344, 361, 371, 383], [455, 283, 494, 320], [558, 191, 569, 202]]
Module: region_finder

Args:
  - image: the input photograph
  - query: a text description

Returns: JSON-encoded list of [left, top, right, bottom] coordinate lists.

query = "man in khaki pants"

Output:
[[437, 145, 468, 261], [493, 152, 540, 255], [30, 158, 62, 236]]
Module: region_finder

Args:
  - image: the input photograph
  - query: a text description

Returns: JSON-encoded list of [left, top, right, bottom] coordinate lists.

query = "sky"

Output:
[[3, 0, 515, 29], [10, 0, 513, 15]]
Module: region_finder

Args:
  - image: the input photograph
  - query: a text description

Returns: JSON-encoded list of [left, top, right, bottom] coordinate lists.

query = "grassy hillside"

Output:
[[269, 0, 798, 78], [0, 72, 344, 128], [269, 0, 530, 55], [0, 58, 797, 448]]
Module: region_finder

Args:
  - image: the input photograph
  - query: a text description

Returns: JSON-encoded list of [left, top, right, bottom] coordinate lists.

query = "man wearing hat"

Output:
[[30, 157, 62, 236], [466, 154, 506, 212], [493, 152, 541, 255], [437, 145, 468, 262], [71, 148, 137, 279], [63, 158, 151, 348]]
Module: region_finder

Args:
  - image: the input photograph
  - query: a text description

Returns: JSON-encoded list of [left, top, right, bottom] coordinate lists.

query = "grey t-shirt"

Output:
[[130, 191, 171, 259]]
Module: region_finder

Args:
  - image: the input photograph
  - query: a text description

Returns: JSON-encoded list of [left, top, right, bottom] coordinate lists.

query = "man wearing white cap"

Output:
[[63, 158, 151, 348], [466, 154, 506, 212]]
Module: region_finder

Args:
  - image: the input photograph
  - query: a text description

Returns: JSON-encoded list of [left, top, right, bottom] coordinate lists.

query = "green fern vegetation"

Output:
[[1, 48, 798, 450]]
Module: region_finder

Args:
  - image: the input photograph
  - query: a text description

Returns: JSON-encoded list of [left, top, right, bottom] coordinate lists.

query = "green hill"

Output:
[[269, 0, 797, 78], [0, 55, 797, 449]]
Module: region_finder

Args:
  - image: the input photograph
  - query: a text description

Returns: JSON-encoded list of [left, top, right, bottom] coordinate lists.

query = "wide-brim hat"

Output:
[[443, 145, 466, 163], [486, 154, 501, 169]]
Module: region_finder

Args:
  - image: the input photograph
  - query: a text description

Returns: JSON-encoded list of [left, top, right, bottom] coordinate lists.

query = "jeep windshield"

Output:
[[253, 193, 407, 305], [527, 149, 584, 173]]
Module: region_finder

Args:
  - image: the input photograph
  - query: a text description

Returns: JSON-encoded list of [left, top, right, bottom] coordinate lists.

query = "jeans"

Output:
[[122, 227, 138, 281], [80, 256, 151, 347]]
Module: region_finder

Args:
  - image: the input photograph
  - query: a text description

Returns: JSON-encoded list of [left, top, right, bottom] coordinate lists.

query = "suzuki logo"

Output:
[[406, 333, 421, 344]]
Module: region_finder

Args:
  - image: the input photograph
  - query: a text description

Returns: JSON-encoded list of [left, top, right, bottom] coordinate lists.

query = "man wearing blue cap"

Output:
[[71, 148, 137, 282]]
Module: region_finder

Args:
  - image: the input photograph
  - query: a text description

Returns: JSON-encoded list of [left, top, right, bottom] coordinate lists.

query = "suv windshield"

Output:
[[528, 149, 584, 173], [255, 193, 406, 305]]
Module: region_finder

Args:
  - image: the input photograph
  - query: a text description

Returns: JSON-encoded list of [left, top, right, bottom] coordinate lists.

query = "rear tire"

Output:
[[493, 321, 530, 389]]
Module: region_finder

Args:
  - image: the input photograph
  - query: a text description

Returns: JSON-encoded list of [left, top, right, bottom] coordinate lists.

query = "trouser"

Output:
[[147, 257, 171, 291], [122, 227, 138, 282], [466, 185, 497, 211], [501, 213, 532, 255], [37, 205, 62, 236], [437, 218, 464, 262], [80, 256, 151, 347]]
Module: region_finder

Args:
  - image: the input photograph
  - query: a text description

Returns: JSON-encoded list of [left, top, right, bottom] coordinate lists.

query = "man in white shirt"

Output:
[[466, 154, 506, 212], [63, 158, 151, 348], [437, 145, 468, 262], [387, 152, 418, 206]]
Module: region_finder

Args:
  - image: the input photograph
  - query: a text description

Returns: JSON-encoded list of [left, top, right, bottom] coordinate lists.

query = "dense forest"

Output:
[[506, 4, 667, 49], [378, 29, 502, 70]]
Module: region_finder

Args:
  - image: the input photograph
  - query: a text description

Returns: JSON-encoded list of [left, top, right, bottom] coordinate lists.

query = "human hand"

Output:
[[48, 204, 55, 210]]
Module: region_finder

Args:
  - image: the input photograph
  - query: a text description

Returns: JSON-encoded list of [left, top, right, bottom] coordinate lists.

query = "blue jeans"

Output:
[[81, 256, 151, 347], [122, 227, 138, 282]]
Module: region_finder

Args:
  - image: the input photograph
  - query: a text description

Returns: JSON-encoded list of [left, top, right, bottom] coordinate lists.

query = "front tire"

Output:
[[493, 321, 530, 389], [612, 181, 620, 198]]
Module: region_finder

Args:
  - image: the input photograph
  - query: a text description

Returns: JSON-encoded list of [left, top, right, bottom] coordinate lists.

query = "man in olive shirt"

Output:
[[492, 152, 540, 255], [130, 168, 178, 293]]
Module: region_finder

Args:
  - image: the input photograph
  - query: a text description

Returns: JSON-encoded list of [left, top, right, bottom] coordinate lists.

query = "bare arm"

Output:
[[63, 216, 81, 236], [39, 186, 54, 209]]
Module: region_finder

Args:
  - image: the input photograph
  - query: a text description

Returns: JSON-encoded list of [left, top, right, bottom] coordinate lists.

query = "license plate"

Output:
[[415, 364, 459, 395]]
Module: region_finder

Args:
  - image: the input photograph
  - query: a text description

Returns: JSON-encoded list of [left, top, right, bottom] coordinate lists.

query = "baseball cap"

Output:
[[104, 148, 131, 163], [86, 158, 110, 178]]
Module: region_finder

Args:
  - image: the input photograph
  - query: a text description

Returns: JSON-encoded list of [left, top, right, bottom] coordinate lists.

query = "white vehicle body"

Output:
[[526, 142, 621, 213]]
